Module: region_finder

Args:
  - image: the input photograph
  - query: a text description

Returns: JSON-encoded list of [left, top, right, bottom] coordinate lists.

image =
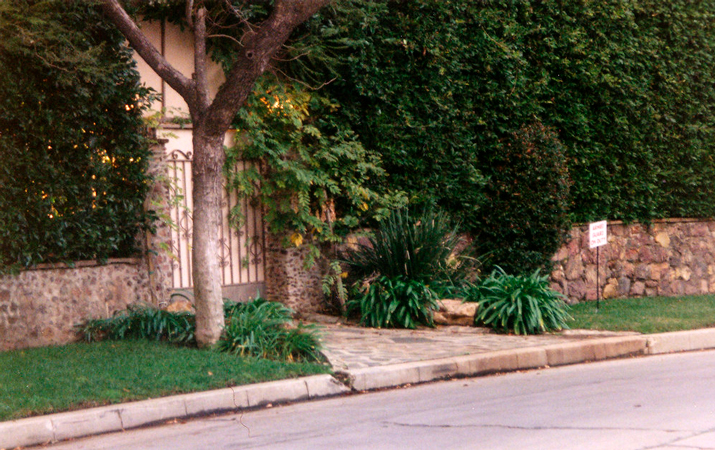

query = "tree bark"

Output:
[[191, 128, 225, 346], [100, 0, 330, 347]]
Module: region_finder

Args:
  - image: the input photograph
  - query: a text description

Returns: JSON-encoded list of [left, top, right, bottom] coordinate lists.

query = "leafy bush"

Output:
[[347, 276, 438, 329], [219, 299, 323, 362], [225, 76, 404, 251], [343, 208, 470, 284], [294, 0, 715, 271], [78, 298, 323, 363], [465, 268, 571, 335], [478, 122, 571, 275], [0, 1, 154, 271], [78, 303, 195, 344]]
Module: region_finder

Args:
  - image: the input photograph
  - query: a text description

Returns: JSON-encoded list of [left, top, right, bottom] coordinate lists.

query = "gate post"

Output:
[[263, 231, 327, 314], [143, 136, 175, 306]]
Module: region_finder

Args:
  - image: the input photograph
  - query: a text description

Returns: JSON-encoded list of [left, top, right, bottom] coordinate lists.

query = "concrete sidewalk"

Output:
[[4, 325, 715, 449]]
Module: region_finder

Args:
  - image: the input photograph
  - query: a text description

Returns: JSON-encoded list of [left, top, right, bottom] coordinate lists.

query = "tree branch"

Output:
[[99, 0, 199, 111], [202, 0, 330, 135], [194, 7, 211, 111]]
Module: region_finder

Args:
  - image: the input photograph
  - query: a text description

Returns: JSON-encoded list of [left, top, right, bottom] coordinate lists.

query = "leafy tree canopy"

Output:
[[0, 0, 154, 270]]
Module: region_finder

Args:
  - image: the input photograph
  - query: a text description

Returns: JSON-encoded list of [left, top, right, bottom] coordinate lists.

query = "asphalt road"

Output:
[[43, 350, 715, 450]]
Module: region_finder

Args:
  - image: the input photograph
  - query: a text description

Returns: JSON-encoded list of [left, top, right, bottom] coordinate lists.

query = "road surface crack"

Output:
[[385, 421, 691, 434]]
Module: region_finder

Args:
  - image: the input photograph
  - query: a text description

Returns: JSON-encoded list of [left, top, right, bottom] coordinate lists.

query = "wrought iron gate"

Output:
[[166, 149, 265, 290]]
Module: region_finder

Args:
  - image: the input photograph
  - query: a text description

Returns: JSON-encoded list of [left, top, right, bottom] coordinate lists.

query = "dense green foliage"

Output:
[[78, 298, 323, 363], [219, 298, 323, 362], [226, 77, 403, 250], [296, 0, 715, 273], [347, 275, 438, 329], [78, 303, 195, 344], [479, 122, 572, 274], [466, 268, 572, 335], [0, 1, 154, 270], [342, 208, 468, 283], [343, 209, 471, 328]]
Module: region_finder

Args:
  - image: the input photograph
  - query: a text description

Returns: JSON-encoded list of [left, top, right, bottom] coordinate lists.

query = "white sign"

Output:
[[589, 221, 608, 249]]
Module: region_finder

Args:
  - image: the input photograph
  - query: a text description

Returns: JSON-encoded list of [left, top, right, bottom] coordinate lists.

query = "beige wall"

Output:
[[134, 20, 226, 121]]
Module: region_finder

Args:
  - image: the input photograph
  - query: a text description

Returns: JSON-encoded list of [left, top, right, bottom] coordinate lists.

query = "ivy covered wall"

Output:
[[296, 0, 715, 273]]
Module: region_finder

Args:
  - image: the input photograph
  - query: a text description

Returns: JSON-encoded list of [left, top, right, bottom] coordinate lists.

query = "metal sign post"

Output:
[[589, 221, 608, 312]]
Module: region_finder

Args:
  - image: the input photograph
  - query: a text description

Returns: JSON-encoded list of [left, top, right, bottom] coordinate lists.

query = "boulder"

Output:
[[433, 299, 478, 326], [165, 299, 194, 313]]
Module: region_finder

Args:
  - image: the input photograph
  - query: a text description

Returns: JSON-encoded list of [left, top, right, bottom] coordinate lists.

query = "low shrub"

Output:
[[218, 299, 323, 363], [77, 303, 195, 344], [465, 268, 571, 335], [77, 298, 323, 363], [347, 276, 438, 329]]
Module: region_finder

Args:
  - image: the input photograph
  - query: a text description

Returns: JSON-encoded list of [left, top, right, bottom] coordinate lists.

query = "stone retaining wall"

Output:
[[0, 259, 155, 351], [0, 143, 173, 352], [550, 219, 715, 303]]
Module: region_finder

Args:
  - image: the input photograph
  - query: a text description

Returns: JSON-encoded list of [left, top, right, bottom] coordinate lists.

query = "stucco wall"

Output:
[[551, 219, 715, 303]]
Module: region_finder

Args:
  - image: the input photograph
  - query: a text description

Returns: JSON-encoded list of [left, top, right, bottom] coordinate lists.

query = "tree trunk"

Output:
[[191, 127, 225, 347], [100, 0, 332, 348]]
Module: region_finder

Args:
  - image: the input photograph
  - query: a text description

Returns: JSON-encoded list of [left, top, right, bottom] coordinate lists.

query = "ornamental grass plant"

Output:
[[343, 208, 474, 328], [465, 267, 572, 335], [342, 208, 468, 282], [78, 297, 323, 363]]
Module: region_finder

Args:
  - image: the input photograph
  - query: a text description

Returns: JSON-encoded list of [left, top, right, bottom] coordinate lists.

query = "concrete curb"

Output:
[[3, 329, 715, 449], [0, 374, 348, 450], [347, 335, 649, 391], [646, 328, 715, 355]]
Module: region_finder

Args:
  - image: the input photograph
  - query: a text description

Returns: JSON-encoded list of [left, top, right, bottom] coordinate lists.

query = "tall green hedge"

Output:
[[294, 0, 715, 273], [0, 2, 154, 270]]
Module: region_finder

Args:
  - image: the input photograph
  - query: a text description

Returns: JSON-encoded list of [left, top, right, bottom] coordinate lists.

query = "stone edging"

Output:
[[24, 258, 142, 272]]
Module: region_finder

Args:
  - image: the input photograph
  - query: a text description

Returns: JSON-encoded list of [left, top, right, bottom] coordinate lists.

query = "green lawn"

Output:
[[0, 340, 330, 422], [569, 294, 715, 334]]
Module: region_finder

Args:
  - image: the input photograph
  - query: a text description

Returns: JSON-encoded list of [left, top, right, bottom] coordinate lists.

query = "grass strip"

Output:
[[570, 294, 715, 334], [0, 340, 330, 422]]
